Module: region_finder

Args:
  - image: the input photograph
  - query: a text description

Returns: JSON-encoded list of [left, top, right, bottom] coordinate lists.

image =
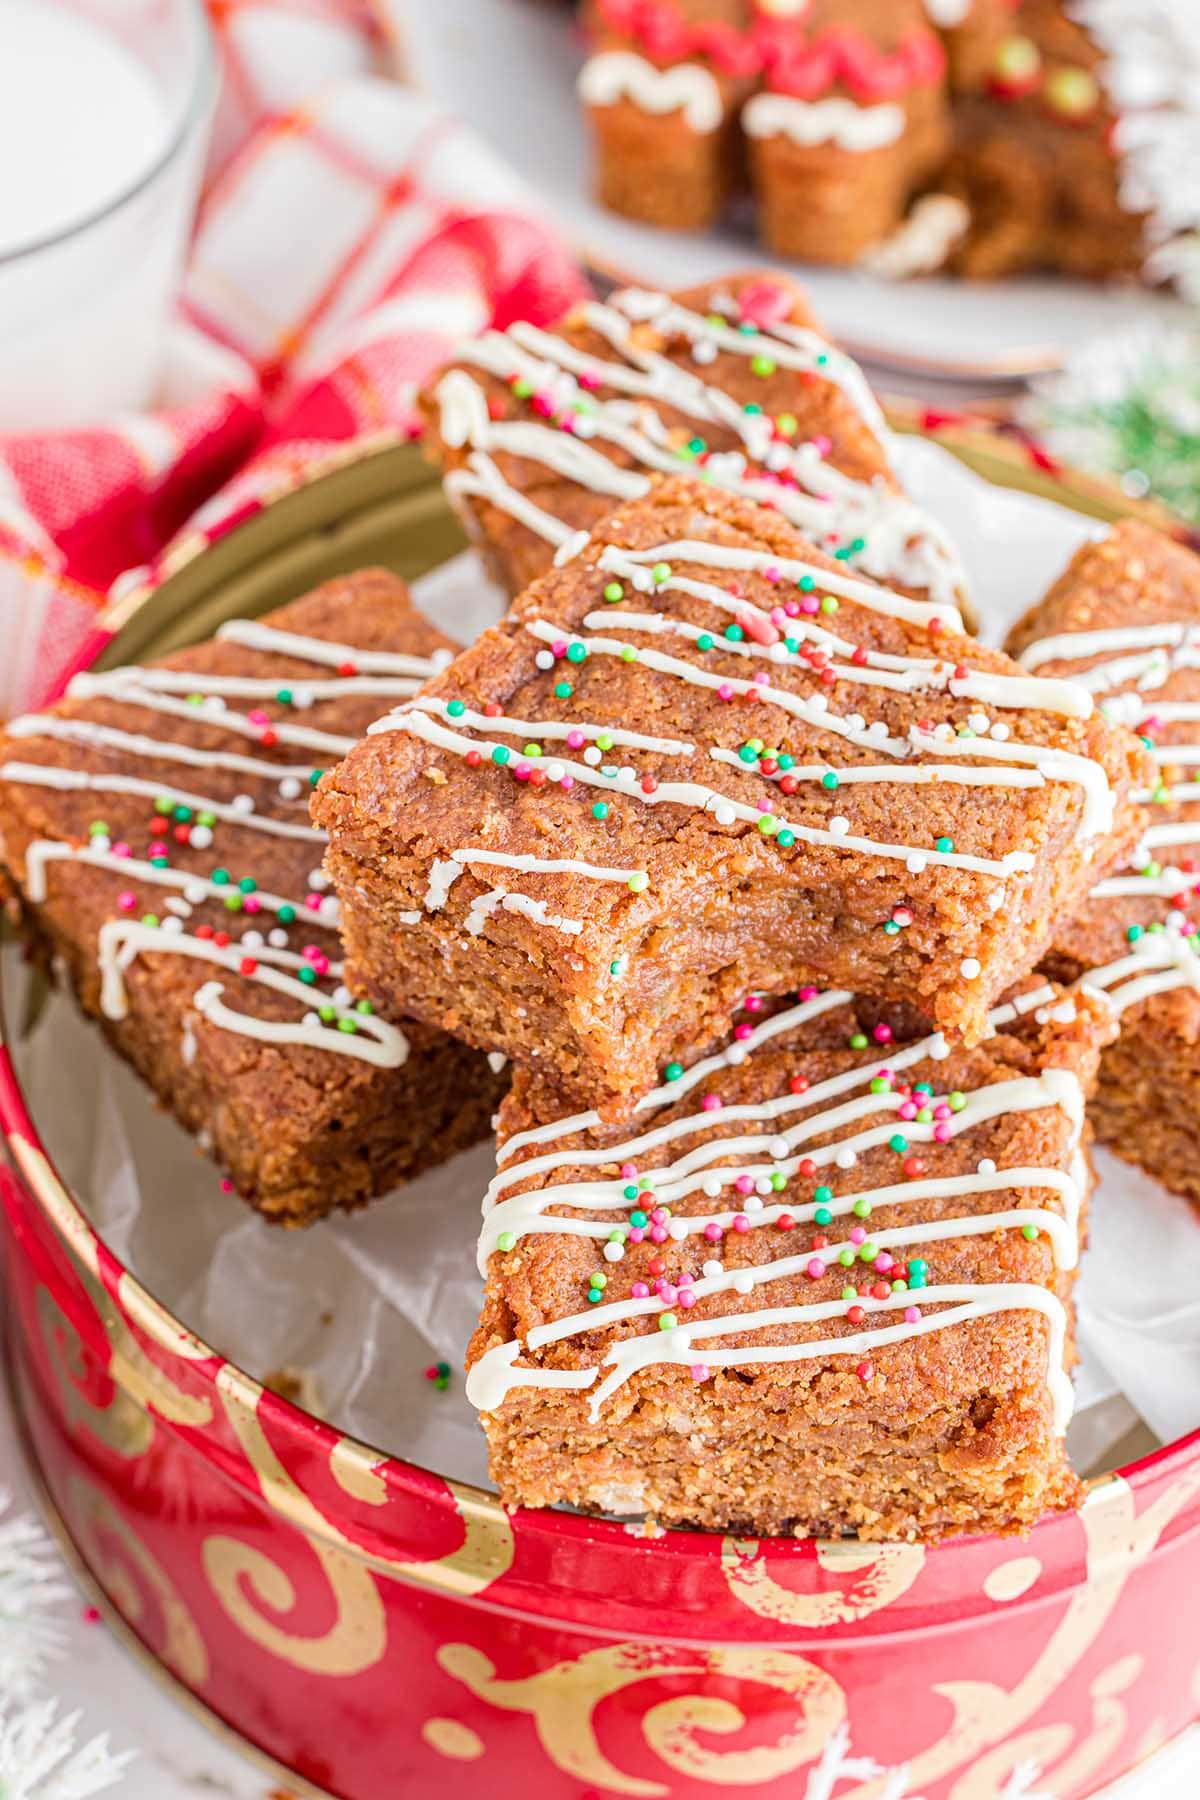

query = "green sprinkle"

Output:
[[298, 966, 317, 985], [603, 581, 624, 603], [841, 1285, 857, 1302], [798, 575, 815, 592], [814, 1206, 832, 1227], [566, 643, 587, 665], [651, 563, 671, 584], [664, 1061, 684, 1082], [853, 1198, 872, 1219], [889, 1134, 908, 1154], [211, 868, 230, 886], [883, 920, 901, 935], [724, 623, 745, 642], [814, 1187, 833, 1204], [776, 829, 796, 848], [859, 1242, 878, 1264], [238, 876, 256, 894], [309, 770, 323, 787], [751, 354, 776, 378], [839, 1249, 856, 1268], [319, 1006, 336, 1023], [777, 753, 794, 771], [697, 632, 714, 651], [1022, 1224, 1039, 1240], [523, 742, 542, 759], [627, 871, 649, 893], [849, 1032, 868, 1050], [447, 698, 466, 718], [821, 770, 839, 790], [278, 904, 296, 924], [554, 681, 573, 700], [629, 1208, 648, 1227], [738, 743, 759, 764], [597, 733, 614, 751], [491, 745, 511, 765], [588, 1288, 604, 1305], [88, 820, 109, 837], [756, 815, 777, 836], [619, 646, 637, 663], [870, 1077, 890, 1093], [590, 1271, 608, 1290], [770, 1171, 786, 1191], [336, 1017, 358, 1035], [658, 1312, 678, 1331], [154, 795, 173, 815], [592, 801, 609, 820], [820, 596, 839, 614], [173, 805, 193, 824], [140, 913, 159, 929], [355, 999, 374, 1015], [513, 378, 533, 398], [948, 1091, 966, 1112], [276, 688, 293, 706], [935, 836, 954, 854]]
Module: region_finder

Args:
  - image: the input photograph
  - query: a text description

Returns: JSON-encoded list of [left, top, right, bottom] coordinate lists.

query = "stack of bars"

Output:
[[5, 270, 1197, 1543], [577, 0, 1200, 287], [314, 271, 1174, 1543]]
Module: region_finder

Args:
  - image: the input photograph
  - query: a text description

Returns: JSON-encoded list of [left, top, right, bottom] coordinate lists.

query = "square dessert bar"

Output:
[[466, 981, 1114, 1539], [1008, 521, 1200, 1207], [315, 477, 1148, 1105], [421, 270, 968, 612], [0, 571, 506, 1226]]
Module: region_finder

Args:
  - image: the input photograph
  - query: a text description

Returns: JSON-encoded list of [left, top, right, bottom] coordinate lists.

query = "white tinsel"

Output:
[[0, 1702, 132, 1800], [0, 1494, 70, 1701]]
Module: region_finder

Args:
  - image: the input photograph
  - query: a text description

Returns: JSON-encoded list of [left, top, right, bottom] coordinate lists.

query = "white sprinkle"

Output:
[[232, 793, 255, 814], [978, 1157, 997, 1175], [835, 1147, 858, 1169], [692, 339, 718, 364], [991, 722, 1010, 741], [535, 650, 555, 671], [278, 777, 302, 800], [733, 1273, 755, 1295], [830, 815, 850, 836], [668, 1219, 688, 1240], [604, 1241, 624, 1262], [929, 1033, 950, 1061], [546, 761, 565, 783], [845, 714, 866, 732], [190, 826, 213, 850], [726, 1042, 748, 1065], [161, 915, 184, 935], [184, 880, 208, 905], [961, 957, 982, 980], [241, 930, 264, 950], [584, 746, 602, 766], [714, 803, 736, 825], [308, 869, 330, 891], [703, 1176, 723, 1198], [268, 929, 288, 948], [769, 1136, 790, 1159], [333, 985, 352, 1006], [906, 853, 927, 875], [669, 1328, 692, 1353], [91, 835, 112, 854], [969, 713, 990, 735], [702, 1260, 723, 1280]]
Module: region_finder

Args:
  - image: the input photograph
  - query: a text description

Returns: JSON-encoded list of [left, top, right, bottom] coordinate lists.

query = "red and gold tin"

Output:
[[2, 441, 1198, 1800]]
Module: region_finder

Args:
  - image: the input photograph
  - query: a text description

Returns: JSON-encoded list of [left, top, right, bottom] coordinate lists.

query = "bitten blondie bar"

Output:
[[467, 980, 1113, 1539], [1009, 521, 1200, 1207], [315, 478, 1148, 1105], [421, 271, 968, 611], [0, 571, 505, 1225]]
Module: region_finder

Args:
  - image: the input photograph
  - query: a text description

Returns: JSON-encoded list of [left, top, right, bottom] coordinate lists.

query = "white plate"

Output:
[[402, 0, 1191, 378]]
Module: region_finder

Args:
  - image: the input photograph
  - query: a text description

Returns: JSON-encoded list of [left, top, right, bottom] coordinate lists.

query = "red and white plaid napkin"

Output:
[[0, 0, 586, 716]]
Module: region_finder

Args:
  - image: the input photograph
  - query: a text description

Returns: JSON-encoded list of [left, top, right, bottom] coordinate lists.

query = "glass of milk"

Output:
[[0, 0, 216, 432]]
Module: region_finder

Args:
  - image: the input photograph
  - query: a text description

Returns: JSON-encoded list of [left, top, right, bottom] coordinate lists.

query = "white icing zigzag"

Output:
[[467, 985, 1084, 1432]]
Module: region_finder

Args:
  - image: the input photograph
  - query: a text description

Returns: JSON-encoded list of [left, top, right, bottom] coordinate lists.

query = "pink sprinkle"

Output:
[[513, 763, 531, 781], [659, 1283, 678, 1305], [650, 1207, 668, 1225], [306, 894, 323, 910], [248, 709, 269, 726], [933, 1122, 952, 1143], [850, 1226, 867, 1246], [734, 1175, 754, 1195], [813, 434, 832, 457], [689, 1362, 711, 1381], [560, 774, 575, 790], [678, 1270, 694, 1286], [631, 1281, 650, 1299], [650, 1225, 668, 1244], [620, 1163, 638, 1180], [898, 1100, 918, 1121], [738, 278, 792, 327], [763, 564, 780, 583], [220, 1178, 234, 1193], [117, 891, 136, 912], [904, 1306, 921, 1324], [704, 1222, 724, 1242], [734, 1023, 753, 1041], [628, 1227, 645, 1243], [801, 596, 819, 616], [769, 607, 787, 628], [113, 841, 131, 858], [752, 670, 770, 686], [701, 1093, 722, 1112], [244, 896, 261, 914], [567, 729, 585, 749], [872, 1023, 892, 1045], [717, 683, 735, 702], [783, 598, 801, 617], [798, 986, 818, 1002], [934, 1104, 952, 1120], [807, 1258, 826, 1280], [744, 994, 764, 1012], [732, 1214, 750, 1233], [579, 371, 600, 391], [874, 1252, 895, 1273], [678, 1289, 697, 1309], [551, 639, 568, 658]]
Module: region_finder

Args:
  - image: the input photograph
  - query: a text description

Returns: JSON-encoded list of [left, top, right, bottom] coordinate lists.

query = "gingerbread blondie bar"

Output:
[[315, 477, 1148, 1106], [0, 571, 505, 1225], [1009, 521, 1200, 1206], [422, 271, 968, 612], [467, 979, 1112, 1539]]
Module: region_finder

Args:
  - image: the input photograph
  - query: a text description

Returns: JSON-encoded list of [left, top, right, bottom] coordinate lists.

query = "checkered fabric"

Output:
[[0, 1, 586, 716]]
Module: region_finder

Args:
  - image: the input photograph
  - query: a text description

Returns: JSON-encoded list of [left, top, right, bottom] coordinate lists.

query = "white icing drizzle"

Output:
[[94, 921, 407, 1067], [0, 761, 323, 843], [863, 194, 971, 281], [468, 991, 1083, 1430], [215, 619, 451, 678], [389, 702, 1037, 880], [5, 713, 319, 785], [64, 675, 356, 757], [464, 888, 583, 939], [24, 840, 330, 923], [381, 694, 694, 758], [1019, 621, 1200, 694], [68, 666, 424, 705], [578, 50, 725, 134], [1078, 925, 1200, 1013], [447, 847, 646, 885], [742, 93, 905, 152], [437, 283, 970, 610]]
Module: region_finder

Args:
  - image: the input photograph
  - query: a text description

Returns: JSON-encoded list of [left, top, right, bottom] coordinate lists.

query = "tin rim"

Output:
[[3, 436, 1199, 1646]]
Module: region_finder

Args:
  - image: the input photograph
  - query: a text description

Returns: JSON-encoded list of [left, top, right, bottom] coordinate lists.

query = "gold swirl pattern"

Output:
[[66, 1473, 209, 1686], [721, 1536, 926, 1627], [201, 1531, 387, 1678], [436, 1641, 846, 1796], [37, 1285, 153, 1460]]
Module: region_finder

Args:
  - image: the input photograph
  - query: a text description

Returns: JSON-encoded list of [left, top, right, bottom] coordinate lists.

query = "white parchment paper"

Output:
[[7, 441, 1198, 1487]]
